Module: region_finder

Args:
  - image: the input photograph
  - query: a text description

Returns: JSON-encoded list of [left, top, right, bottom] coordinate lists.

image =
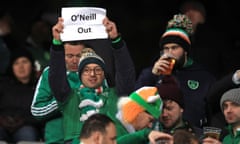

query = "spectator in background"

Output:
[[0, 40, 10, 75], [135, 14, 215, 128], [207, 69, 240, 140], [31, 40, 85, 144], [173, 129, 199, 144], [79, 112, 173, 144], [113, 86, 173, 144], [219, 88, 240, 144], [179, 0, 231, 79], [0, 49, 42, 143], [156, 76, 203, 139], [0, 9, 14, 76], [25, 18, 52, 78], [179, 0, 206, 33], [79, 113, 117, 144]]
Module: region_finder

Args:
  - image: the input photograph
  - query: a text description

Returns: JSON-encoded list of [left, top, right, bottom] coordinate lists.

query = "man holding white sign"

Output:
[[61, 7, 125, 89], [47, 7, 136, 144]]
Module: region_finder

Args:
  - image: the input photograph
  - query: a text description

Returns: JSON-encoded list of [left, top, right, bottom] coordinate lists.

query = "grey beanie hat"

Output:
[[220, 88, 240, 111]]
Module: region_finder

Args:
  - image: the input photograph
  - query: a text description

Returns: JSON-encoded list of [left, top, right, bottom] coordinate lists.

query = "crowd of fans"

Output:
[[0, 0, 240, 144]]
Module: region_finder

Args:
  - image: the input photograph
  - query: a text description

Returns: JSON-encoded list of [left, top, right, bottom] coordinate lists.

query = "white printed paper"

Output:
[[60, 7, 107, 41]]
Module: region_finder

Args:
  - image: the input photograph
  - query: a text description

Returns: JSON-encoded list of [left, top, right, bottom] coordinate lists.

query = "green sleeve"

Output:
[[31, 67, 60, 120], [117, 128, 151, 144]]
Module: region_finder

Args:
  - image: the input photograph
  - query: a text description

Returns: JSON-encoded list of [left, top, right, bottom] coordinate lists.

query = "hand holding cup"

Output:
[[152, 53, 176, 76]]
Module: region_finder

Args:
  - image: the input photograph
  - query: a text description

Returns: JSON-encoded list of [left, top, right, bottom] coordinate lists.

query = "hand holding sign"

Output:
[[52, 17, 64, 41], [103, 17, 119, 39]]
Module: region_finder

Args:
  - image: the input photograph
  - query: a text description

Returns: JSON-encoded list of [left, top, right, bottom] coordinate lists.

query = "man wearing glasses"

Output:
[[48, 17, 135, 144], [77, 49, 112, 122]]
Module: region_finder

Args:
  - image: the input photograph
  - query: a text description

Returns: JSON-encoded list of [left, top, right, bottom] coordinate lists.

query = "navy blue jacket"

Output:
[[135, 61, 215, 128]]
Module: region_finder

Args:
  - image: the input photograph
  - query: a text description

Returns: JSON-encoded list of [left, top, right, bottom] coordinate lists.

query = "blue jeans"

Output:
[[0, 125, 39, 143]]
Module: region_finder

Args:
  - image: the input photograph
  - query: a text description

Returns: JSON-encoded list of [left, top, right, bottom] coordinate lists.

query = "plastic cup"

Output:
[[161, 57, 176, 75], [203, 127, 222, 140]]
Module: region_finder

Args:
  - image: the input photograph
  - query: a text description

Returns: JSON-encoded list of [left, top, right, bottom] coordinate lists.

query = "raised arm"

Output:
[[49, 17, 71, 102], [103, 17, 136, 95]]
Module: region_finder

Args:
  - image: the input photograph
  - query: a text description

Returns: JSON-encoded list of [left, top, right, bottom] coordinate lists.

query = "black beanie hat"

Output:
[[157, 76, 184, 108], [78, 49, 105, 77], [159, 14, 193, 53], [8, 48, 35, 79], [10, 49, 34, 67]]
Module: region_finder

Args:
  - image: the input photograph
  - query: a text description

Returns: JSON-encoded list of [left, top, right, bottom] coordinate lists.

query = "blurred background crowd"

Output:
[[1, 0, 240, 78]]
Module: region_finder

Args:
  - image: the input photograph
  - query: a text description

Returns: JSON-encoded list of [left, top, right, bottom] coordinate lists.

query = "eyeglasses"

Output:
[[82, 67, 103, 75]]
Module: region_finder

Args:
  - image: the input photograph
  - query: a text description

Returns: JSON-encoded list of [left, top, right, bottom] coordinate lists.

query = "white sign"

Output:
[[60, 7, 108, 41]]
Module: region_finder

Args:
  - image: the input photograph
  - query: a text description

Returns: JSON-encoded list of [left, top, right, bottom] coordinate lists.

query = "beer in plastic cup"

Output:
[[161, 57, 176, 75], [203, 127, 221, 140]]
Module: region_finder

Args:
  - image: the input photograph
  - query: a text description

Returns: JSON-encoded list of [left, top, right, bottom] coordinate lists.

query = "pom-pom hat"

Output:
[[160, 14, 193, 53], [118, 86, 163, 124]]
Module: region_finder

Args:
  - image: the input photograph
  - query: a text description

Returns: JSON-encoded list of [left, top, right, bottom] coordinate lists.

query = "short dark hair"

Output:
[[80, 113, 114, 139], [63, 40, 86, 46], [173, 129, 199, 144]]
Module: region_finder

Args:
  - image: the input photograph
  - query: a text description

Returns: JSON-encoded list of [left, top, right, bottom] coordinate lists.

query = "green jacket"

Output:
[[222, 125, 240, 144], [31, 67, 80, 144], [59, 87, 118, 141], [49, 38, 136, 142], [108, 113, 152, 144], [117, 128, 152, 144]]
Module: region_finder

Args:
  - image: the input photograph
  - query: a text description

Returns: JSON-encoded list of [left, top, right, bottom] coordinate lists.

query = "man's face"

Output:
[[101, 122, 117, 144], [132, 111, 154, 131], [64, 43, 85, 72], [163, 43, 186, 68], [223, 101, 240, 125], [160, 100, 183, 129], [81, 63, 105, 88]]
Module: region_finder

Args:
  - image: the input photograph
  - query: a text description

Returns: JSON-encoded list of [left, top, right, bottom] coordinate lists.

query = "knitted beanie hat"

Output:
[[157, 76, 184, 108], [118, 86, 163, 124], [10, 48, 34, 67], [220, 88, 240, 111], [78, 48, 105, 76], [159, 14, 193, 53]]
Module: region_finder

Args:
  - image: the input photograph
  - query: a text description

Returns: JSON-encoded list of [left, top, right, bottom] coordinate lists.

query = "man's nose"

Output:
[[225, 106, 233, 113], [73, 57, 79, 63]]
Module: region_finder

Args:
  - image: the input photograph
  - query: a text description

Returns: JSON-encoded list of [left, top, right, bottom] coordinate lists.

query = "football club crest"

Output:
[[187, 80, 199, 90]]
